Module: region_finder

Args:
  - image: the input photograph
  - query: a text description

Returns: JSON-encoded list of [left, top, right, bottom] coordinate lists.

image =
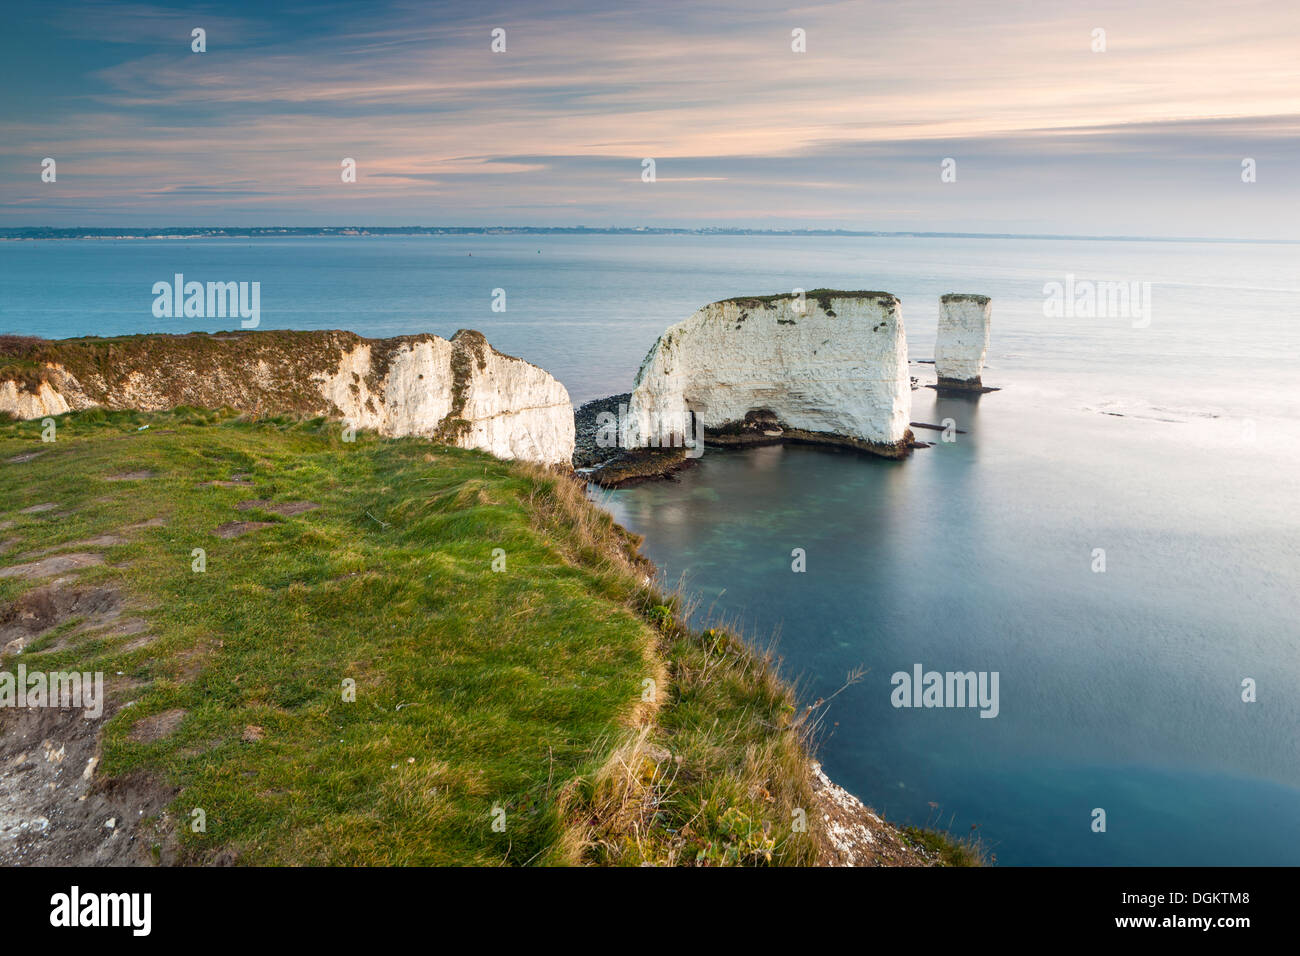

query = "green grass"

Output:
[[902, 825, 990, 867], [0, 408, 838, 865], [1, 408, 663, 863]]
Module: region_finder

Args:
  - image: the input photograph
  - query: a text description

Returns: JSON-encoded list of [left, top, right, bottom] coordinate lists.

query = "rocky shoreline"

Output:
[[572, 392, 631, 468], [571, 393, 695, 487], [573, 393, 920, 487]]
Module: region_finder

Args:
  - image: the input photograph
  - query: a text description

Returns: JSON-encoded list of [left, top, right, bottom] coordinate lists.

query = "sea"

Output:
[[2, 233, 1297, 865]]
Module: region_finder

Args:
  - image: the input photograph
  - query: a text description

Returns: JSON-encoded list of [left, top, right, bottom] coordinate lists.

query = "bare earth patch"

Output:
[[73, 534, 127, 548], [0, 575, 174, 863], [0, 552, 104, 581], [212, 521, 275, 538], [164, 644, 212, 684], [6, 451, 47, 464], [0, 582, 123, 656], [116, 620, 156, 651], [49, 614, 150, 657], [0, 463, 181, 866], [25, 534, 127, 559], [127, 708, 188, 743], [198, 473, 253, 488], [0, 704, 176, 865], [236, 499, 319, 516], [104, 470, 158, 481], [125, 516, 168, 531]]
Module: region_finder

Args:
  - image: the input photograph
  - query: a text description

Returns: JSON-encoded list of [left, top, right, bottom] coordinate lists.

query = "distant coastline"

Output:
[[1, 226, 1295, 244]]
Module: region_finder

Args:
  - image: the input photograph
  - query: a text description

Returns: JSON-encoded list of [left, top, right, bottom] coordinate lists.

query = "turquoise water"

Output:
[[3, 235, 1298, 864]]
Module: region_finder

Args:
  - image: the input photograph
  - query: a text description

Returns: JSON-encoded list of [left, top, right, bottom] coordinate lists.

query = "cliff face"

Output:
[[934, 294, 991, 388], [0, 329, 575, 465], [0, 379, 70, 419], [624, 292, 913, 457]]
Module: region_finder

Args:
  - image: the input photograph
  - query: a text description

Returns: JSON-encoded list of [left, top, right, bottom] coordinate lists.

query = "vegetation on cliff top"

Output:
[[0, 408, 868, 865], [0, 330, 538, 412], [720, 289, 898, 313]]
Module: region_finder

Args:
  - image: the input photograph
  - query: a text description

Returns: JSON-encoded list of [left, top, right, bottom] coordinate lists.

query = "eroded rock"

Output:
[[624, 292, 913, 458], [934, 294, 992, 390]]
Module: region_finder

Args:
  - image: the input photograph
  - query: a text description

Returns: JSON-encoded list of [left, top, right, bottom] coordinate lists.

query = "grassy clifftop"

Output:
[[0, 408, 962, 865]]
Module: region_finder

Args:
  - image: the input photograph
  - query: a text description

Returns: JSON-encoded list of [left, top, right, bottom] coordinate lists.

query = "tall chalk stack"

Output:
[[624, 291, 914, 458], [934, 294, 992, 390]]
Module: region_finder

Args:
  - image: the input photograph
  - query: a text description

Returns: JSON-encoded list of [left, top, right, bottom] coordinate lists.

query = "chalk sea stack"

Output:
[[934, 294, 992, 391], [0, 329, 575, 465], [623, 291, 913, 458]]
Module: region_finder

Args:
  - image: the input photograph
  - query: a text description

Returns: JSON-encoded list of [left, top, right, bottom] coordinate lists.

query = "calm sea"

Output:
[[3, 234, 1298, 864]]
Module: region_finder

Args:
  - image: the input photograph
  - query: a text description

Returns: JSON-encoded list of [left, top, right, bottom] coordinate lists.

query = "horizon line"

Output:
[[2, 226, 1297, 245]]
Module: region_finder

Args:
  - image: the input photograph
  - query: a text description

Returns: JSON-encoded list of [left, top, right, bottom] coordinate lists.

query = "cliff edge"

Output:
[[0, 330, 575, 465]]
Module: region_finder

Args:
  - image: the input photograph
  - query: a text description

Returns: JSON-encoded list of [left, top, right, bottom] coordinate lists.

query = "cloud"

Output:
[[1, 0, 1298, 235]]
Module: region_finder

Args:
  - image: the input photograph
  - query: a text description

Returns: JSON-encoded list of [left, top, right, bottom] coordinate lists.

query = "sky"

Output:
[[1, 0, 1297, 237]]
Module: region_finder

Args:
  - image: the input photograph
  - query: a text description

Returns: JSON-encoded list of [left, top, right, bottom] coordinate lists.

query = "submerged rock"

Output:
[[0, 329, 575, 465], [623, 291, 914, 458], [934, 294, 992, 390]]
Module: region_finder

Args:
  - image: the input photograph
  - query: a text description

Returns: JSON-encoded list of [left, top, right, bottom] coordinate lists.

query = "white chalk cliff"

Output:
[[624, 292, 913, 456], [0, 329, 575, 466], [934, 294, 991, 388], [0, 379, 71, 420]]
